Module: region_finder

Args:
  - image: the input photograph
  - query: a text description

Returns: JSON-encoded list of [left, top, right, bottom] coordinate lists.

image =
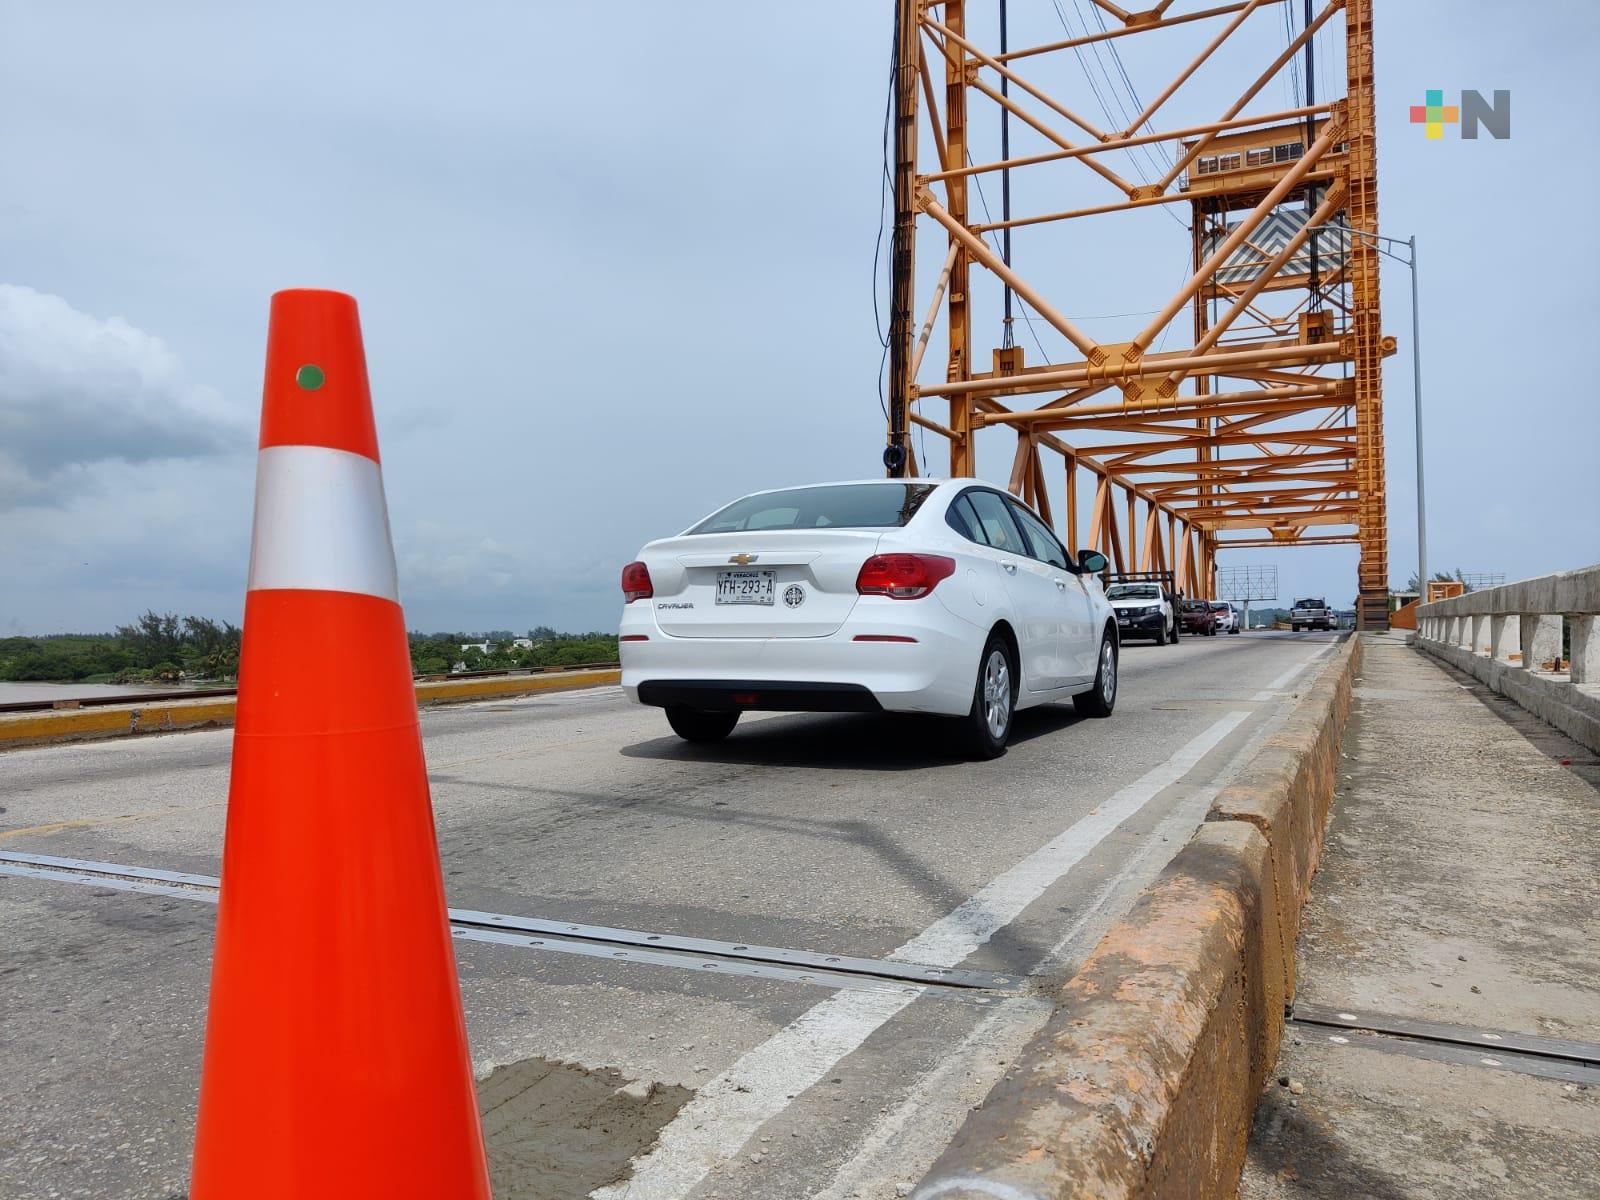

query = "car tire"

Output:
[[964, 631, 1016, 759], [1074, 628, 1118, 718], [665, 706, 740, 743]]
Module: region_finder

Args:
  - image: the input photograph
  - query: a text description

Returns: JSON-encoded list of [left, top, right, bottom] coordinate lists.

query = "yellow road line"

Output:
[[0, 802, 221, 844]]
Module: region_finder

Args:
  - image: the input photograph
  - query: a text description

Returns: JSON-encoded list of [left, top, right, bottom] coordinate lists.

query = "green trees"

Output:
[[0, 611, 243, 683], [0, 636, 130, 682], [405, 630, 619, 675], [0, 615, 618, 683]]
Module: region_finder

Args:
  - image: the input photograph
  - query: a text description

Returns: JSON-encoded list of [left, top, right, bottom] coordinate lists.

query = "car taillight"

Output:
[[621, 561, 653, 602], [855, 554, 956, 599]]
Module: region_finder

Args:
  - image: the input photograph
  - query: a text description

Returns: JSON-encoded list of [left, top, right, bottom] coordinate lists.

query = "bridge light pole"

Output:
[[1313, 226, 1426, 600], [1405, 235, 1426, 598]]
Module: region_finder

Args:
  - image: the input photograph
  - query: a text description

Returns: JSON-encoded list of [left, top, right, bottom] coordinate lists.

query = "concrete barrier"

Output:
[[913, 634, 1361, 1200], [0, 670, 621, 750], [1413, 564, 1600, 752]]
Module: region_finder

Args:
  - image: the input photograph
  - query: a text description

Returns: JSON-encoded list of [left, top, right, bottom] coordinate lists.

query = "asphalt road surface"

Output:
[[0, 629, 1343, 1200]]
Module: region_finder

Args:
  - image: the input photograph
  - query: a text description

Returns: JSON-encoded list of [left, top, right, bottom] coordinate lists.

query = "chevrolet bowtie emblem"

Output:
[[728, 553, 759, 565]]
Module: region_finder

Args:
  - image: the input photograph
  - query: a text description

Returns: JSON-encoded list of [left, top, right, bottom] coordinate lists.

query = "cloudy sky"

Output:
[[2, 1, 1595, 636]]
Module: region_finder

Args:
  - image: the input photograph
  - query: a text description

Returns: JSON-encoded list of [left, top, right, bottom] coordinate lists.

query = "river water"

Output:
[[0, 682, 200, 704]]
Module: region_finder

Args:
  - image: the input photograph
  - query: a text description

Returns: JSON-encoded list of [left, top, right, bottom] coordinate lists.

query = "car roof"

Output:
[[720, 477, 986, 495]]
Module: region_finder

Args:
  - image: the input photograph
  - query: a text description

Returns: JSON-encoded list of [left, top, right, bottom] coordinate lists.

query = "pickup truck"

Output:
[[1106, 580, 1178, 644], [1291, 597, 1335, 631]]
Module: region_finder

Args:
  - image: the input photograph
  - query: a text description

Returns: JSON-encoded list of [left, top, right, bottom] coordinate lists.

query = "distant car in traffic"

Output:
[[1290, 597, 1335, 632], [1105, 580, 1178, 644], [1209, 600, 1239, 635], [1180, 599, 1218, 636], [619, 479, 1120, 758]]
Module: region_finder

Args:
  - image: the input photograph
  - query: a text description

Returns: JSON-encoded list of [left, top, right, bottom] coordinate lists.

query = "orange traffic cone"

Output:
[[191, 290, 491, 1198]]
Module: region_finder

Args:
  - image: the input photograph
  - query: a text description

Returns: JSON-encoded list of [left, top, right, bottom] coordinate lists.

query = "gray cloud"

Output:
[[0, 284, 251, 508], [0, 2, 1594, 634]]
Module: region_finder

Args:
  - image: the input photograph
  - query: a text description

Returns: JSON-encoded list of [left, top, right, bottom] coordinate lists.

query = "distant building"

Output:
[[512, 638, 533, 649], [460, 642, 492, 654]]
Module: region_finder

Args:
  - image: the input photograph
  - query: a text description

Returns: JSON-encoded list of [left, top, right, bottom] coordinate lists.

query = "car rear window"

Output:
[[688, 483, 937, 534]]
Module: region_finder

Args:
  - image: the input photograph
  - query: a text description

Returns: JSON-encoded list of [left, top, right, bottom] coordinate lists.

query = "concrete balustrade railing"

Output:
[[1414, 563, 1600, 751]]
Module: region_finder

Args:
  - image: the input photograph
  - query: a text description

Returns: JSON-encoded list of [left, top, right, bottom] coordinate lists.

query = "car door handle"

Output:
[[1000, 561, 1018, 574], [1055, 579, 1068, 590]]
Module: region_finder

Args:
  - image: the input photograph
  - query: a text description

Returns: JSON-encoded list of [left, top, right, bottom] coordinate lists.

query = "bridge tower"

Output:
[[885, 0, 1392, 625]]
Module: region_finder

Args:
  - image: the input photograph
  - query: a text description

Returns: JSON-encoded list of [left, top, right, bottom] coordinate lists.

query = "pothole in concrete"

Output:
[[478, 1056, 692, 1199]]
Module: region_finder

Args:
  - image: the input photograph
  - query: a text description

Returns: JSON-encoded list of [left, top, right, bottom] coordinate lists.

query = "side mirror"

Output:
[[1078, 549, 1108, 574]]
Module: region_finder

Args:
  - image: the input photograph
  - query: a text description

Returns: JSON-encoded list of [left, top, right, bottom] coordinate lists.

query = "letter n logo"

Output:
[[1460, 89, 1511, 140]]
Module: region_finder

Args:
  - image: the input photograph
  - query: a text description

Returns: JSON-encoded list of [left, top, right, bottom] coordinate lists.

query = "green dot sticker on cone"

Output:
[[295, 364, 326, 391]]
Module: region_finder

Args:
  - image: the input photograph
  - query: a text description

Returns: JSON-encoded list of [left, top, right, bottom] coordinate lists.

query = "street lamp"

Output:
[[1311, 226, 1427, 599]]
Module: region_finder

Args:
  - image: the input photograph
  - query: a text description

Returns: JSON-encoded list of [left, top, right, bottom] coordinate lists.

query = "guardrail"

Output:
[[0, 663, 624, 747], [0, 687, 238, 715], [0, 662, 621, 716], [1414, 564, 1599, 751]]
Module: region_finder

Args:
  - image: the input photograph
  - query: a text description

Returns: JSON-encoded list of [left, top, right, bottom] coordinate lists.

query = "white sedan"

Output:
[[1209, 600, 1240, 634], [618, 479, 1119, 757]]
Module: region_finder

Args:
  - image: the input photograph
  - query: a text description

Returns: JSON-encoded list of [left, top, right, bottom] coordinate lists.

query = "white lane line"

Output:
[[1254, 642, 1338, 700], [814, 684, 1316, 1199], [592, 710, 1249, 1200], [427, 683, 622, 713]]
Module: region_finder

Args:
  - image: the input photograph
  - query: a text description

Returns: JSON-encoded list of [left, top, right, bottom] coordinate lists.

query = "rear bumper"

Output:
[[635, 680, 882, 713], [619, 600, 980, 716]]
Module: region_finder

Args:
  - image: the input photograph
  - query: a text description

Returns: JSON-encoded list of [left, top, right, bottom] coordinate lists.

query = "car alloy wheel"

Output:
[[983, 647, 1012, 741], [1075, 630, 1118, 718], [1098, 638, 1116, 706]]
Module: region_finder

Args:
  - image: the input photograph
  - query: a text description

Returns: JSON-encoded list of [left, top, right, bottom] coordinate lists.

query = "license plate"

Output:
[[1117, 614, 1131, 624], [715, 569, 776, 605]]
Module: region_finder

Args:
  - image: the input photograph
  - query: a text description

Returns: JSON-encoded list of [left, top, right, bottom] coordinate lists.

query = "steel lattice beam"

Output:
[[885, 0, 1390, 620]]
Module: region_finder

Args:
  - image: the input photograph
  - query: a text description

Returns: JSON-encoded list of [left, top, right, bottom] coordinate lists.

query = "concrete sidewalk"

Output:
[[1240, 633, 1600, 1198]]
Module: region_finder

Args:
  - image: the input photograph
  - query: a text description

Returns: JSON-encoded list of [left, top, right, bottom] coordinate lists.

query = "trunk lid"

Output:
[[641, 530, 883, 638]]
